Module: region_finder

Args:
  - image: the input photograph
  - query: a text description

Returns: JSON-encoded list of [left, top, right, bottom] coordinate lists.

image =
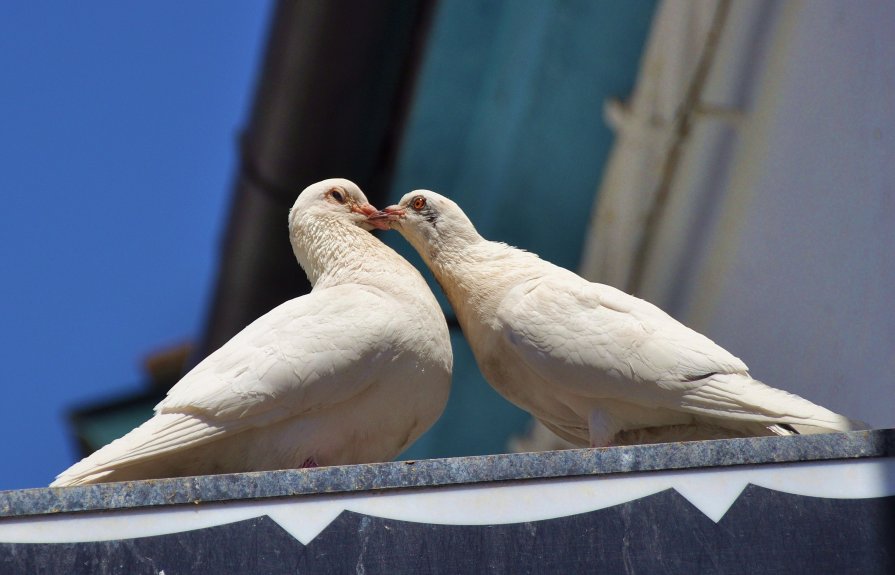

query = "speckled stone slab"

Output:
[[2, 429, 891, 519]]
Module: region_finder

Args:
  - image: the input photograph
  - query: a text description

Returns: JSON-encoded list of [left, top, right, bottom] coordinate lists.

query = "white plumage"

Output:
[[52, 179, 452, 486], [373, 190, 863, 447]]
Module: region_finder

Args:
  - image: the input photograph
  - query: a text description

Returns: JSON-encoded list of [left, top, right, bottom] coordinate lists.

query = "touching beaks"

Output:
[[367, 205, 405, 230]]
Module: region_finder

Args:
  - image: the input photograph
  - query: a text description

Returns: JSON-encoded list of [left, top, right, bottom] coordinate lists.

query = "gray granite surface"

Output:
[[1, 428, 891, 519]]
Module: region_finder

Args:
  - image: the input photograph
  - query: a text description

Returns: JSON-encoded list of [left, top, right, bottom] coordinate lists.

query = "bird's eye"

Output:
[[411, 196, 427, 211], [330, 188, 346, 203]]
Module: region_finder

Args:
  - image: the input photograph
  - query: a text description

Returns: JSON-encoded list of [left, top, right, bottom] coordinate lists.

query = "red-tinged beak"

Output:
[[351, 202, 379, 217], [367, 205, 405, 230], [382, 205, 406, 217]]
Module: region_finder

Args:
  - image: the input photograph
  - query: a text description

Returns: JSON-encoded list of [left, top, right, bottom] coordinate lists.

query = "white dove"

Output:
[[371, 190, 863, 447], [52, 179, 452, 486]]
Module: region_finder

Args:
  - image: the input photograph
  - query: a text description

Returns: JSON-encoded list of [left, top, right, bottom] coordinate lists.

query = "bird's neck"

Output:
[[424, 239, 543, 326], [291, 215, 396, 289]]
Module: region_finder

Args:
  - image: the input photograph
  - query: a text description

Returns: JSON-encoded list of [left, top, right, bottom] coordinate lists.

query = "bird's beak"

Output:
[[367, 205, 405, 230], [350, 202, 379, 218]]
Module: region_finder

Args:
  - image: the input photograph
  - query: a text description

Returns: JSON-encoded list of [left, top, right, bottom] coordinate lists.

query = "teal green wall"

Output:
[[389, 0, 657, 458]]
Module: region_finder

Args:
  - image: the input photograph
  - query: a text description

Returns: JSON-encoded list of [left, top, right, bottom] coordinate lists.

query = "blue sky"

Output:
[[0, 2, 272, 490]]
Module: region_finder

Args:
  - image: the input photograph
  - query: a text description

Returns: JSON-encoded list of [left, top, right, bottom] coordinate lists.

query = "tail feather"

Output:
[[51, 413, 226, 487], [779, 419, 869, 435], [682, 373, 866, 434]]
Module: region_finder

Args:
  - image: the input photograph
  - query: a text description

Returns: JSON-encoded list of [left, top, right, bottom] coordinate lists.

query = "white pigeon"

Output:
[[371, 190, 864, 447], [52, 179, 452, 486]]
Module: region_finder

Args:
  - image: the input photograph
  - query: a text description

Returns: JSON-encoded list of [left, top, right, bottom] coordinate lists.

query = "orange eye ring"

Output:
[[411, 196, 426, 210]]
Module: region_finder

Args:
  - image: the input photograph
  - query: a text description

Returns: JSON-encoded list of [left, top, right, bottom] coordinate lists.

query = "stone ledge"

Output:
[[2, 428, 891, 519]]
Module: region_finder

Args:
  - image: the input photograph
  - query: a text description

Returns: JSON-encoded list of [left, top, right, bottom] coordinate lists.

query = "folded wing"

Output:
[[497, 273, 855, 431], [52, 284, 399, 485]]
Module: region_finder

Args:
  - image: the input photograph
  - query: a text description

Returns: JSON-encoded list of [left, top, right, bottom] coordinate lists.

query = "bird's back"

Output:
[[52, 228, 452, 486], [428, 237, 859, 446]]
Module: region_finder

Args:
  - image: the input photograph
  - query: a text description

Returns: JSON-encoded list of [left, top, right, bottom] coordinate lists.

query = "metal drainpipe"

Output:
[[192, 0, 436, 364]]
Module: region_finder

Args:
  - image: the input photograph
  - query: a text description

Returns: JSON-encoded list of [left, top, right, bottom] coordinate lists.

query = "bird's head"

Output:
[[289, 178, 379, 232], [368, 190, 481, 262]]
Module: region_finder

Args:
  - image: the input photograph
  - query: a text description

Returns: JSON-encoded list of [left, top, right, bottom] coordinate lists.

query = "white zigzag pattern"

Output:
[[1, 459, 891, 545]]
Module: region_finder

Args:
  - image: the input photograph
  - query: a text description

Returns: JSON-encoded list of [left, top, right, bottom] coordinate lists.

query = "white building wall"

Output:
[[683, 1, 895, 427], [589, 0, 895, 428]]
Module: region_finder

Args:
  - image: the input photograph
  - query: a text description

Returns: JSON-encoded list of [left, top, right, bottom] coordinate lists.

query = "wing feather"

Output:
[[158, 284, 397, 420], [51, 284, 401, 486], [498, 273, 858, 431], [498, 273, 747, 406]]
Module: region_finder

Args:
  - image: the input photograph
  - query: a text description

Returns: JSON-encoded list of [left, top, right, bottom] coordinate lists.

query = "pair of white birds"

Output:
[[52, 179, 862, 486]]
